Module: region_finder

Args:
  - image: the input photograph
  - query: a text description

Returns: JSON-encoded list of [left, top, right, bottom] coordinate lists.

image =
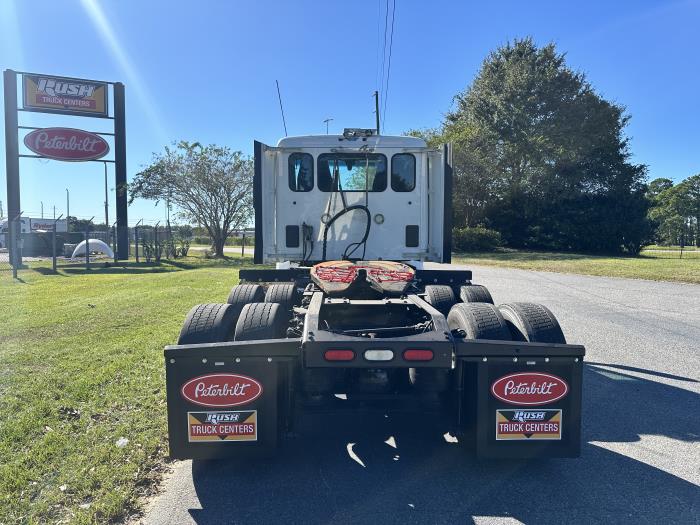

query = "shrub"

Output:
[[453, 226, 502, 252], [178, 238, 190, 257]]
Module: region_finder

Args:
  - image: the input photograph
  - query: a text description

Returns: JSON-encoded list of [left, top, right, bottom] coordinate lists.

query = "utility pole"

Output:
[[53, 205, 56, 219], [66, 189, 70, 231], [374, 91, 380, 134], [103, 161, 109, 229], [323, 118, 334, 135], [41, 201, 44, 218]]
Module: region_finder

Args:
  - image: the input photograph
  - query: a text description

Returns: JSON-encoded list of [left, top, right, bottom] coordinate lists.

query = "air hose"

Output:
[[321, 205, 371, 262]]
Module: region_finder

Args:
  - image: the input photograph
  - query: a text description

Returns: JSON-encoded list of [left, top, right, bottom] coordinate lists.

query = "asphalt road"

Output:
[[141, 265, 700, 525]]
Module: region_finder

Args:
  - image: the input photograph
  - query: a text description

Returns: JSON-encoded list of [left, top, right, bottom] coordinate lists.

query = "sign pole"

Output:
[[4, 69, 21, 267], [103, 161, 109, 228], [114, 82, 128, 260]]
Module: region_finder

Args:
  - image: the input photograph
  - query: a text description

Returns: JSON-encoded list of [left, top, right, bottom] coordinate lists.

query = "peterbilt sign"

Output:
[[491, 372, 569, 405], [181, 373, 263, 407], [23, 128, 109, 162], [23, 74, 108, 117]]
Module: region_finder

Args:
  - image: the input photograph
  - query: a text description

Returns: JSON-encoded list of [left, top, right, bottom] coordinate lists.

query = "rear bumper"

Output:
[[164, 338, 584, 460]]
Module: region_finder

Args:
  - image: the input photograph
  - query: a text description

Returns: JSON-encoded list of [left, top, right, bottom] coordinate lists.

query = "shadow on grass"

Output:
[[51, 256, 253, 276], [455, 250, 599, 262], [455, 248, 700, 263]]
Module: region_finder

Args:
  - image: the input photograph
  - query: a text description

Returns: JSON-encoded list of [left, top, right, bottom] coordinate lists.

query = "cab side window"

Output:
[[391, 153, 416, 192], [288, 153, 314, 192]]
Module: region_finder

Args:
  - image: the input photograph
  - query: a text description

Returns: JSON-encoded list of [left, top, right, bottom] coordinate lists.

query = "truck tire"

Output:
[[264, 283, 298, 312], [227, 284, 265, 309], [459, 284, 494, 304], [234, 302, 288, 341], [498, 303, 566, 344], [177, 303, 239, 344], [447, 303, 511, 340], [424, 285, 456, 315]]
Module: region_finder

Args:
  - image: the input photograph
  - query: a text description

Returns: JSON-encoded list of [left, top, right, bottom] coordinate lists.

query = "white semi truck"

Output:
[[0, 217, 67, 248], [165, 129, 584, 459]]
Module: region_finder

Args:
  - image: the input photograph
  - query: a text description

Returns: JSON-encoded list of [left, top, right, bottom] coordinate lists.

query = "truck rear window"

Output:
[[391, 153, 416, 191], [288, 153, 314, 192], [318, 153, 387, 192]]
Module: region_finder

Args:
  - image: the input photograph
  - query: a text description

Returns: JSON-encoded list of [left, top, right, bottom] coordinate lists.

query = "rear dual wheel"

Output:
[[459, 284, 494, 305], [424, 285, 456, 314], [499, 302, 566, 344], [177, 303, 240, 344], [424, 284, 494, 316], [178, 283, 296, 344], [447, 302, 565, 344]]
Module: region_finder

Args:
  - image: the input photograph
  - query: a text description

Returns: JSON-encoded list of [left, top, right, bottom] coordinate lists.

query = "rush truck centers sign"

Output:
[[23, 127, 110, 162], [23, 74, 108, 117]]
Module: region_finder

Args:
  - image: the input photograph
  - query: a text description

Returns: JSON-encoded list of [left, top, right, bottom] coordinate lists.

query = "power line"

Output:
[[275, 80, 288, 137], [379, 0, 390, 100], [382, 0, 396, 129], [375, 0, 383, 93]]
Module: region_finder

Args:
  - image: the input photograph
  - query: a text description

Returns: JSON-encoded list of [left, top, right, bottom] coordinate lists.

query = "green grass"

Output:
[[0, 254, 251, 524], [454, 248, 700, 284]]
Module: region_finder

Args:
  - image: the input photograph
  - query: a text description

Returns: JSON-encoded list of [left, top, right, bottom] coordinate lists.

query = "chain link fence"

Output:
[[1, 220, 197, 278], [1, 219, 258, 279], [0, 218, 20, 278]]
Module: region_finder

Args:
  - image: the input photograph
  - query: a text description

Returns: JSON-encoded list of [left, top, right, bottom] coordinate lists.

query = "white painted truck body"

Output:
[[254, 133, 452, 264]]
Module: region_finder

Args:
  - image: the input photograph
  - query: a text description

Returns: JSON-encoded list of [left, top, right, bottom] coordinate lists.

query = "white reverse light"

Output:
[[364, 349, 394, 361]]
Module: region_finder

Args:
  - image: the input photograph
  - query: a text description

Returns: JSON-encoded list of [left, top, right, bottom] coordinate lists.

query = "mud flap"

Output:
[[455, 340, 584, 458], [165, 339, 300, 460]]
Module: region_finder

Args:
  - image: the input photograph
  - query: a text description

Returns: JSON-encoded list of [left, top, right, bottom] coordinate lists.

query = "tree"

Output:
[[647, 178, 673, 202], [67, 217, 107, 232], [432, 38, 650, 253], [130, 141, 253, 257], [649, 174, 700, 246]]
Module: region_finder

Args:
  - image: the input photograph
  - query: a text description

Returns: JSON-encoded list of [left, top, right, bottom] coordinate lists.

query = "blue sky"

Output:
[[1, 0, 698, 224]]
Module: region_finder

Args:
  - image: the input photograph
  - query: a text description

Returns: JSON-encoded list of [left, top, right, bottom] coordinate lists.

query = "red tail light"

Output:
[[324, 349, 355, 361], [403, 349, 434, 361]]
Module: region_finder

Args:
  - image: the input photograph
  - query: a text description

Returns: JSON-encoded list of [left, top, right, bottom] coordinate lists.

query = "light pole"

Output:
[[323, 118, 334, 135], [66, 189, 70, 231], [103, 161, 109, 229]]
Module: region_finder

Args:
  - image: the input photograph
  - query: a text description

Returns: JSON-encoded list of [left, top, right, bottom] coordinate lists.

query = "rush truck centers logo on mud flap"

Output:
[[491, 372, 568, 405], [181, 373, 263, 407], [496, 410, 562, 440], [188, 411, 257, 442]]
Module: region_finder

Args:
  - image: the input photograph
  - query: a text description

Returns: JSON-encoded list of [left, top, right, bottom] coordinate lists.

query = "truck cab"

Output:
[[254, 129, 452, 265]]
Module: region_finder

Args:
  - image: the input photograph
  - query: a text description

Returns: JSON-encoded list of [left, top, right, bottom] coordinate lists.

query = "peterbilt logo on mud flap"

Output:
[[491, 372, 568, 405], [181, 373, 263, 407]]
